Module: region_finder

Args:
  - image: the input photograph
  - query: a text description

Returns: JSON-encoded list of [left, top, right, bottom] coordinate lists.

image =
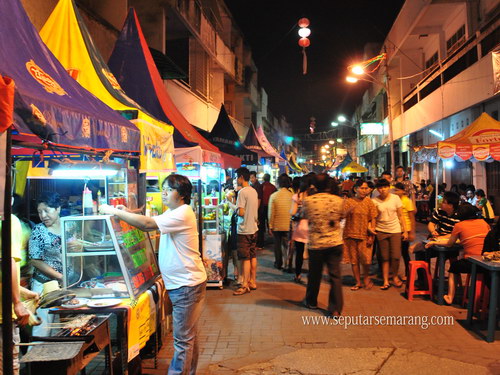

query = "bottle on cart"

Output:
[[83, 187, 93, 215]]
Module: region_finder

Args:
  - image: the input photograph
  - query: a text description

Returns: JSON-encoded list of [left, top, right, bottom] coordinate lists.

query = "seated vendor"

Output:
[[412, 191, 461, 260], [425, 203, 490, 305]]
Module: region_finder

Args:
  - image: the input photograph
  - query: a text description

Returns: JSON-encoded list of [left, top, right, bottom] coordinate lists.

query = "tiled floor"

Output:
[[49, 223, 500, 374]]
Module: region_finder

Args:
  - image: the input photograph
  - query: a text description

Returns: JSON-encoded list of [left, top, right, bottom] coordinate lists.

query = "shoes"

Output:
[[350, 285, 362, 291], [293, 275, 302, 283], [302, 299, 318, 309], [249, 283, 257, 290], [274, 264, 283, 270], [233, 286, 250, 296], [380, 284, 391, 291]]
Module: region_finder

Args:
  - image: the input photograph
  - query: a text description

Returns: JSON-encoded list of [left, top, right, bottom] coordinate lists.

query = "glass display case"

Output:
[[61, 215, 160, 299]]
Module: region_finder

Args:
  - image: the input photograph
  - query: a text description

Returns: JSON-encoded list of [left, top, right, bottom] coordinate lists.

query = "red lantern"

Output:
[[298, 18, 310, 28], [298, 37, 310, 48]]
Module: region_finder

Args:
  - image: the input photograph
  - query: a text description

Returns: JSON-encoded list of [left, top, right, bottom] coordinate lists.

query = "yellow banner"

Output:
[[135, 120, 175, 172], [125, 291, 156, 361]]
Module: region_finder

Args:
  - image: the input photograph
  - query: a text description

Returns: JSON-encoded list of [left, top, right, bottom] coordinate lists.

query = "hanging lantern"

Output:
[[298, 18, 310, 28], [298, 18, 311, 75], [298, 37, 310, 48], [298, 27, 311, 38]]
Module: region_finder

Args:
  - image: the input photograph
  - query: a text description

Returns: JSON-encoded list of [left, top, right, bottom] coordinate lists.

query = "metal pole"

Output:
[[2, 127, 13, 375], [381, 46, 396, 177]]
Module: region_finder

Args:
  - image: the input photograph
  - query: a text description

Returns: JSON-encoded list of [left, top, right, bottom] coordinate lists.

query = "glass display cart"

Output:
[[61, 215, 160, 299], [202, 203, 224, 289]]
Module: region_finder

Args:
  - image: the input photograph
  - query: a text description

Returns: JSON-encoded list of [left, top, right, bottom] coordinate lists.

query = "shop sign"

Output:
[[455, 144, 472, 161], [472, 144, 490, 160], [437, 142, 456, 159], [360, 122, 383, 135], [490, 144, 500, 160], [468, 129, 500, 144]]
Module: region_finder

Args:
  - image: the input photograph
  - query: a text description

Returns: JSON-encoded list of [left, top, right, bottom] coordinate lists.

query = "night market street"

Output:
[[139, 223, 500, 375]]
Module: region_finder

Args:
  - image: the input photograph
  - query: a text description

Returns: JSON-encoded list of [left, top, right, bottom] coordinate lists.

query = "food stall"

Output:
[[0, 0, 169, 373], [107, 10, 245, 288]]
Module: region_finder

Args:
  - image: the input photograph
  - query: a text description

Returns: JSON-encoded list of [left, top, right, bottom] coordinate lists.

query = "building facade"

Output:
[[353, 0, 499, 208], [22, 0, 292, 152]]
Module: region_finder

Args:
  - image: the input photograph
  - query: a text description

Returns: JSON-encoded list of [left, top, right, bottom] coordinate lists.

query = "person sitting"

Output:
[[425, 204, 490, 305], [474, 189, 495, 223], [412, 191, 461, 265]]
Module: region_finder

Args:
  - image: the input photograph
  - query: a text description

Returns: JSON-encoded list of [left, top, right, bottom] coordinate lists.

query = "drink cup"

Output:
[[204, 197, 211, 206], [211, 197, 218, 206]]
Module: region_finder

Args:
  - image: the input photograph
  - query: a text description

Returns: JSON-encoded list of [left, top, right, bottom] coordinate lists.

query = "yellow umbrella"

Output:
[[342, 161, 367, 173]]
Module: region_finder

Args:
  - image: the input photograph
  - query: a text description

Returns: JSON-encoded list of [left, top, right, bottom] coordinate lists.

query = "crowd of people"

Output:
[[223, 166, 499, 319]]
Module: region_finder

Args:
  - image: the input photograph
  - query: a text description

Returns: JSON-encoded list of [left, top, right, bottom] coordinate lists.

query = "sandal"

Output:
[[233, 286, 250, 295], [380, 284, 391, 290], [391, 278, 404, 288], [350, 285, 362, 291], [364, 281, 374, 290], [443, 295, 453, 305]]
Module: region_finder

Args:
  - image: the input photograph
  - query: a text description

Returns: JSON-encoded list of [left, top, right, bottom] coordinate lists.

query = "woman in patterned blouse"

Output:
[[29, 192, 74, 336]]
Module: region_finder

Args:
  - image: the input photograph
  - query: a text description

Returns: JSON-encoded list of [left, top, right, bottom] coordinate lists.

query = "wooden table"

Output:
[[466, 255, 500, 342]]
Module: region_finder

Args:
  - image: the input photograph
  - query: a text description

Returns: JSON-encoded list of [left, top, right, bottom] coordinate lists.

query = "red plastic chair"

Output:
[[406, 261, 433, 301]]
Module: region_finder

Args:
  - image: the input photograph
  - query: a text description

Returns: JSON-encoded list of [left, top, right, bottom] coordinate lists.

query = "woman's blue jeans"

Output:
[[167, 281, 206, 375]]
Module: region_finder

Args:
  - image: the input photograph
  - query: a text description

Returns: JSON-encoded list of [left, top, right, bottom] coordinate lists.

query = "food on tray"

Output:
[[62, 314, 95, 329], [66, 298, 81, 305]]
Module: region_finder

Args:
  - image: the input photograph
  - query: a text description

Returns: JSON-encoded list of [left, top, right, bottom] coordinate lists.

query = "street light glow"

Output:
[[336, 138, 342, 143], [338, 115, 347, 123], [329, 140, 334, 144], [321, 149, 326, 153], [351, 65, 365, 75], [331, 121, 338, 127], [346, 76, 358, 83], [321, 155, 326, 160], [324, 144, 330, 149]]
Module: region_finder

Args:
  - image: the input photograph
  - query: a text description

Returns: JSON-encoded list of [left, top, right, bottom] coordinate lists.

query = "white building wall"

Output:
[[393, 52, 495, 140], [165, 80, 221, 132]]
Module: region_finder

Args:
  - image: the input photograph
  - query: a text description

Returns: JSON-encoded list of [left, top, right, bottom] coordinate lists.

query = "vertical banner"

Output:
[[493, 51, 500, 95]]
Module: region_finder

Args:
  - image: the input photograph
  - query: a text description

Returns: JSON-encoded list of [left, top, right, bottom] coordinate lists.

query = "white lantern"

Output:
[[298, 27, 311, 38]]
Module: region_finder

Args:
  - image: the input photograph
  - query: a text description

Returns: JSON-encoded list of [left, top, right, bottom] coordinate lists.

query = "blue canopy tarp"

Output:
[[0, 0, 139, 152]]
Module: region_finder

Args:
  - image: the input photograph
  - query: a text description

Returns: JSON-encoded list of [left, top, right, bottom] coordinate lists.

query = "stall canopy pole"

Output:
[[2, 127, 13, 375], [435, 157, 440, 210], [198, 179, 203, 256]]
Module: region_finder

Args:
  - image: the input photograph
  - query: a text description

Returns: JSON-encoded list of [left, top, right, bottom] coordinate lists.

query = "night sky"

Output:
[[224, 0, 405, 136]]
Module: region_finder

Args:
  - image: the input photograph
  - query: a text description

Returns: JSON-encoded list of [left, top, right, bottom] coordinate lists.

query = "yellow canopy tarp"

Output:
[[342, 161, 367, 173], [40, 0, 175, 172]]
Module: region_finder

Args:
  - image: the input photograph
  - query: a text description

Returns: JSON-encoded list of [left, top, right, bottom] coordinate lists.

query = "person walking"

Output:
[[372, 179, 408, 290], [268, 174, 294, 271], [228, 167, 259, 295], [289, 176, 311, 282], [394, 166, 416, 202], [343, 179, 378, 290], [302, 173, 346, 317], [100, 174, 207, 375], [394, 182, 416, 281], [257, 173, 277, 248]]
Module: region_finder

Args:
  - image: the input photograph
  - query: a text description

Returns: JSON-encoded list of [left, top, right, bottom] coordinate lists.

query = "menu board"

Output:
[[112, 218, 160, 297]]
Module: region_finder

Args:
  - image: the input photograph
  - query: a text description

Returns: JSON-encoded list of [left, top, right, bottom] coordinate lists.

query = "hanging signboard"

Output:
[[360, 122, 383, 135]]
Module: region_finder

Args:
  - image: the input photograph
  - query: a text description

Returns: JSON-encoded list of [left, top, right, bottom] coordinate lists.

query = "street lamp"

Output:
[[337, 115, 347, 123], [346, 52, 395, 176], [331, 121, 338, 127]]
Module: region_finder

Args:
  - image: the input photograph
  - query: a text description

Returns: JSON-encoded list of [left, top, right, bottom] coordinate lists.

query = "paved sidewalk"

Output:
[[146, 225, 500, 375]]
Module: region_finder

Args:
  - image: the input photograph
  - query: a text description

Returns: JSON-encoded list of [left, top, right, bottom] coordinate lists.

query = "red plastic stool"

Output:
[[406, 261, 433, 301], [462, 273, 489, 319]]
